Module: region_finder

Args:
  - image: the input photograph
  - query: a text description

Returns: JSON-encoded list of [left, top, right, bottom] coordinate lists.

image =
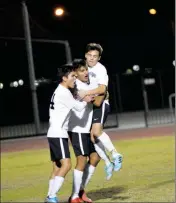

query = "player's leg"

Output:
[[92, 102, 123, 171], [46, 138, 60, 203], [68, 132, 90, 203], [80, 149, 100, 190], [69, 155, 87, 202], [92, 115, 115, 178], [79, 141, 100, 203], [46, 137, 71, 203], [93, 139, 114, 180], [47, 161, 60, 198]]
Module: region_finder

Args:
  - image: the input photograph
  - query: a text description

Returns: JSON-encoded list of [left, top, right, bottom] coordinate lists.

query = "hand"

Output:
[[90, 95, 95, 101], [83, 95, 94, 103], [78, 90, 87, 99]]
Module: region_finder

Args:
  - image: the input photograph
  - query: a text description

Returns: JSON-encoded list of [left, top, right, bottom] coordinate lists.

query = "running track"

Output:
[[1, 125, 174, 153]]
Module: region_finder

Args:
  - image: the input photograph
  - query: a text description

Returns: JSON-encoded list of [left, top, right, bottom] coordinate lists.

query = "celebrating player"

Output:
[[68, 59, 112, 203], [45, 64, 93, 203], [78, 43, 123, 178]]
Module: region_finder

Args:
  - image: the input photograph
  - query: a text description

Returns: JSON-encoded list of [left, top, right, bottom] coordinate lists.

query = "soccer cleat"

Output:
[[68, 196, 83, 203], [104, 162, 114, 180], [45, 196, 59, 203], [79, 190, 92, 203], [113, 153, 123, 171]]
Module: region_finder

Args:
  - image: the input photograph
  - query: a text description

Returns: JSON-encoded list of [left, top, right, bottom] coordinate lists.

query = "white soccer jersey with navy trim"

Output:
[[47, 84, 87, 138]]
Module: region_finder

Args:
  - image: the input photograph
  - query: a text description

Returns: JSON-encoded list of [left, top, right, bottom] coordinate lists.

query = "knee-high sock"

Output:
[[94, 141, 111, 166], [49, 176, 64, 198], [47, 178, 55, 196], [98, 132, 119, 158], [71, 169, 83, 199], [81, 163, 95, 190]]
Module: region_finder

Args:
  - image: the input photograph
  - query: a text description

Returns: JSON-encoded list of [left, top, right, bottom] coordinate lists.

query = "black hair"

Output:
[[72, 58, 87, 70], [85, 43, 103, 56], [57, 64, 74, 82]]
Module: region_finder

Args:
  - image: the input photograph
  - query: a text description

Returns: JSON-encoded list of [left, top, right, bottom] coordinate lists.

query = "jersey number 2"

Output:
[[50, 94, 55, 109]]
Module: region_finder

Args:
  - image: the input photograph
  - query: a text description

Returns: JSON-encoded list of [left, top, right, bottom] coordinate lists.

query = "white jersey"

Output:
[[88, 62, 108, 88], [47, 84, 87, 138], [68, 79, 96, 133], [88, 62, 109, 103]]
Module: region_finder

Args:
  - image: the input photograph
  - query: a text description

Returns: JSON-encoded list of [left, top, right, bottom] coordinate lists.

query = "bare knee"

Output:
[[62, 159, 72, 172], [50, 161, 60, 178], [91, 123, 103, 137], [89, 152, 100, 167], [75, 155, 87, 171], [55, 158, 72, 177]]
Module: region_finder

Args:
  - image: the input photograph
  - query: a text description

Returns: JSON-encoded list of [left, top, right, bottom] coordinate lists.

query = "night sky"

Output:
[[0, 0, 174, 79], [0, 0, 175, 125]]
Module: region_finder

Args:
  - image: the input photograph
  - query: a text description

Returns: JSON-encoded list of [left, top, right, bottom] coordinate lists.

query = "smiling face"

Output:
[[75, 66, 89, 82]]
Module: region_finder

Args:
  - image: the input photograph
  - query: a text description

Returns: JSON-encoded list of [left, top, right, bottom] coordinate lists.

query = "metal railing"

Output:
[[169, 93, 175, 121], [0, 71, 175, 139]]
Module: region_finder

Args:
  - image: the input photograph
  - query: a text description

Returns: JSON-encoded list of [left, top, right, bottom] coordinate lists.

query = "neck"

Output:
[[88, 62, 98, 68], [60, 82, 68, 89], [77, 78, 88, 84]]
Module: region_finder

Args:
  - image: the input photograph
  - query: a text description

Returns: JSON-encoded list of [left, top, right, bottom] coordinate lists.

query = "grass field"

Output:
[[1, 135, 175, 202]]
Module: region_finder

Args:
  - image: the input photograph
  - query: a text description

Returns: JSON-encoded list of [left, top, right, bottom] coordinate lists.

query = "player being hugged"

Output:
[[68, 59, 111, 203], [78, 43, 123, 179]]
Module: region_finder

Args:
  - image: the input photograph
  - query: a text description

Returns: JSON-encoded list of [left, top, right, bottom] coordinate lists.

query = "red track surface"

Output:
[[1, 125, 174, 153]]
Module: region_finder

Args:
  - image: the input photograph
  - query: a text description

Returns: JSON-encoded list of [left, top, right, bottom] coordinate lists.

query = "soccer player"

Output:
[[68, 59, 111, 203], [45, 64, 93, 203], [78, 43, 123, 178]]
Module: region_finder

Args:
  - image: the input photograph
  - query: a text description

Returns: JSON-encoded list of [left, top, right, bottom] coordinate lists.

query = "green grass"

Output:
[[1, 135, 175, 202]]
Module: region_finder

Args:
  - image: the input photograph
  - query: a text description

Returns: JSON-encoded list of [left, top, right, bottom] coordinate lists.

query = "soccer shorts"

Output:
[[48, 137, 70, 162], [68, 132, 96, 157], [92, 101, 110, 124]]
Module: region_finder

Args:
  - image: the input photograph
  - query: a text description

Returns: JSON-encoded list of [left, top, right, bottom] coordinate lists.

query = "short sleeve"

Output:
[[97, 67, 109, 86], [59, 91, 87, 111]]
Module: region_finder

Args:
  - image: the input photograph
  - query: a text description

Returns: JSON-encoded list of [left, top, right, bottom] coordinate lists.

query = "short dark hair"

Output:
[[85, 43, 103, 56], [57, 64, 74, 82], [72, 58, 87, 70]]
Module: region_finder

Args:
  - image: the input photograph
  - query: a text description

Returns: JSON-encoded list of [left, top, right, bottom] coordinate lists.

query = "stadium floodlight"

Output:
[[54, 7, 65, 17], [13, 81, 18, 87], [149, 8, 157, 15], [132, 65, 140, 71], [0, 83, 3, 89], [18, 79, 24, 86], [34, 80, 39, 87]]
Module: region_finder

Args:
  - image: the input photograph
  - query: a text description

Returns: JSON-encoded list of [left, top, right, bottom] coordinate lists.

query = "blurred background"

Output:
[[0, 0, 175, 139]]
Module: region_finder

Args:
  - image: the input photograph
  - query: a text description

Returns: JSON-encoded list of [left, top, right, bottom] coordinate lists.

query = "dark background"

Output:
[[0, 0, 175, 126]]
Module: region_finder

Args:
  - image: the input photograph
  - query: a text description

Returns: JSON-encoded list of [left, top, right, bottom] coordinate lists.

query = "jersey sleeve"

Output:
[[97, 66, 109, 86], [60, 91, 87, 112]]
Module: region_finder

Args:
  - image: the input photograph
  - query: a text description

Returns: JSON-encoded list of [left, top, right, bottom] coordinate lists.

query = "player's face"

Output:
[[64, 71, 77, 88], [75, 66, 89, 82], [85, 50, 101, 67]]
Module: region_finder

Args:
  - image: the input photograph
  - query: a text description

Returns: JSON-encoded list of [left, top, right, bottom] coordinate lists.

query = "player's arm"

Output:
[[86, 85, 106, 96], [93, 94, 105, 107], [79, 68, 108, 98], [70, 95, 94, 112], [78, 84, 107, 98], [61, 92, 93, 112], [72, 100, 87, 111]]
